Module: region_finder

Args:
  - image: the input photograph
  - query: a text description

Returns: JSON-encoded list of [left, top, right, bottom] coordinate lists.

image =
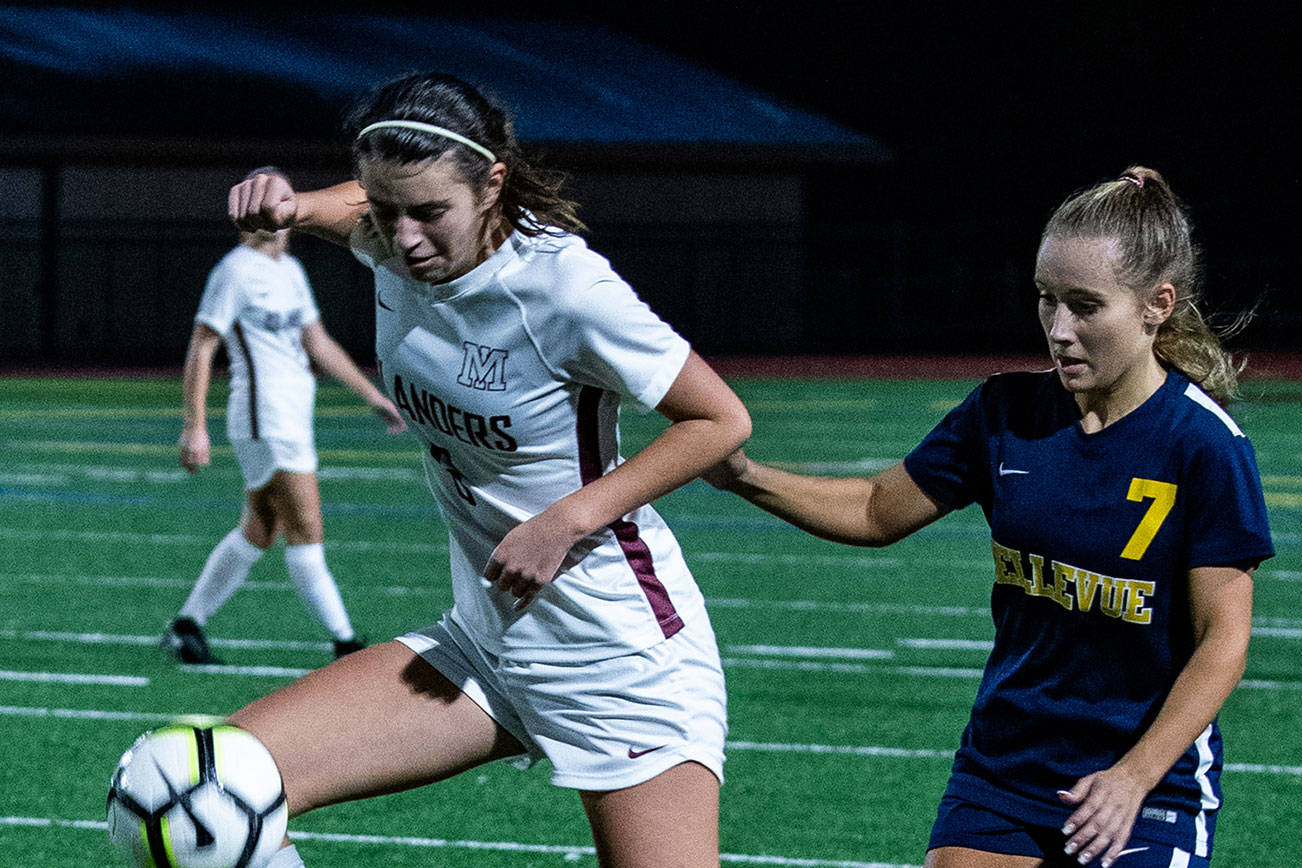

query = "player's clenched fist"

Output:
[[229, 171, 297, 232]]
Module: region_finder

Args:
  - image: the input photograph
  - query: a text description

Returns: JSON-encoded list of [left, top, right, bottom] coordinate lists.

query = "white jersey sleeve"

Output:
[[519, 243, 690, 411], [195, 252, 248, 334]]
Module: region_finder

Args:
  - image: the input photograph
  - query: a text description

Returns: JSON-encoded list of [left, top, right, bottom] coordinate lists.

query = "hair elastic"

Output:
[[1120, 173, 1144, 188], [356, 120, 496, 163]]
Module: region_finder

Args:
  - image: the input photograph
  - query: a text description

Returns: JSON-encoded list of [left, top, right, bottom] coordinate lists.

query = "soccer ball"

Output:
[[106, 719, 288, 868]]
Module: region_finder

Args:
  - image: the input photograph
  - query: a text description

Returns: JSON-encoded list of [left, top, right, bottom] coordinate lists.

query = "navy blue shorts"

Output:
[[928, 794, 1210, 867]]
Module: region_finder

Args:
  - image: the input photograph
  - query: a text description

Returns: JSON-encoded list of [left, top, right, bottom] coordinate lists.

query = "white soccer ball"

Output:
[[106, 720, 288, 868]]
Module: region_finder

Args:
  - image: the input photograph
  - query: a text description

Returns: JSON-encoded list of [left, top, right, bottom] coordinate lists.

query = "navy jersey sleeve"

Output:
[[903, 382, 987, 511], [1184, 435, 1274, 569]]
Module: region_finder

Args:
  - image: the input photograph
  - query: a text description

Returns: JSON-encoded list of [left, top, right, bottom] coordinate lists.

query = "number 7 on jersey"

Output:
[[1120, 478, 1177, 561]]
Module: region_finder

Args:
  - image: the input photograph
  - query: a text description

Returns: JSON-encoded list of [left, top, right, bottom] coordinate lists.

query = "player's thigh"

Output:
[[925, 848, 1044, 867], [579, 760, 718, 868], [241, 481, 281, 545], [229, 640, 524, 815], [271, 470, 324, 543], [249, 470, 323, 544]]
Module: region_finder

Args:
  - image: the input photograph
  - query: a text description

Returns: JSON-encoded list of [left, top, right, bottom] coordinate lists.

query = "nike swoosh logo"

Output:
[[998, 462, 1030, 476], [1118, 847, 1150, 856], [377, 292, 396, 312], [627, 745, 666, 759]]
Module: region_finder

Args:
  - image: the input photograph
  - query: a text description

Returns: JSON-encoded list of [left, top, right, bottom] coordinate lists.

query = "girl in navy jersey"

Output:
[[706, 167, 1272, 868], [222, 73, 750, 867]]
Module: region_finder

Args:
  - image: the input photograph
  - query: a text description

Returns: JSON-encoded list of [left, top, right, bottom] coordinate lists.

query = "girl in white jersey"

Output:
[[167, 176, 407, 665], [224, 73, 751, 866]]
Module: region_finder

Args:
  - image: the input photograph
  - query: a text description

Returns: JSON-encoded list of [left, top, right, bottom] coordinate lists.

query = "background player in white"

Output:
[[224, 74, 751, 867], [166, 171, 406, 664], [705, 167, 1271, 868]]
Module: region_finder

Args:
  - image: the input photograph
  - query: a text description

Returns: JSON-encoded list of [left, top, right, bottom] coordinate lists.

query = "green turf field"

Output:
[[1, 374, 1298, 867]]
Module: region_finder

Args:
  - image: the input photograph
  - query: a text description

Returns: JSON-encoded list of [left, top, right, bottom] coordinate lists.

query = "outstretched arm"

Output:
[[229, 174, 368, 248], [300, 321, 406, 434], [1058, 564, 1253, 867], [484, 350, 752, 604], [178, 322, 223, 472], [704, 452, 948, 547]]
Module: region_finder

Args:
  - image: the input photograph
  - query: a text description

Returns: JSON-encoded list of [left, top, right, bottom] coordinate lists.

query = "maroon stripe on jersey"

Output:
[[231, 322, 260, 440], [576, 386, 682, 638]]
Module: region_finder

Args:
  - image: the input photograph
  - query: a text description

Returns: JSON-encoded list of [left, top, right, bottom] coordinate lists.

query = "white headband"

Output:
[[355, 120, 497, 163]]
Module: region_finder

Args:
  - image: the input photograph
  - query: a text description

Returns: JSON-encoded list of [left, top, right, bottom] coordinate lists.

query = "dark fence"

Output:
[[1, 157, 1293, 368]]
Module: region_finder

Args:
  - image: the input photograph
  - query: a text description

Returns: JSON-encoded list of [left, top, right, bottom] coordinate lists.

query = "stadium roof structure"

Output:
[[0, 7, 889, 164]]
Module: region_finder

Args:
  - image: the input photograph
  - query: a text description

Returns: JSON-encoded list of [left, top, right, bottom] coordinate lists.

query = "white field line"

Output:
[[0, 473, 71, 486], [0, 572, 447, 597], [0, 815, 921, 868], [0, 670, 147, 686], [0, 527, 446, 554], [2, 704, 1299, 782], [0, 629, 333, 652], [728, 740, 949, 759], [727, 645, 895, 660], [5, 624, 1301, 668], [0, 705, 171, 723], [1, 521, 1295, 589], [720, 657, 1302, 689], [1239, 679, 1302, 691], [182, 664, 313, 678], [0, 460, 419, 484], [720, 658, 985, 678], [0, 629, 329, 651], [693, 552, 901, 568], [7, 517, 1296, 585], [2, 573, 978, 614], [5, 647, 1297, 689], [897, 638, 994, 650], [1253, 627, 1302, 639]]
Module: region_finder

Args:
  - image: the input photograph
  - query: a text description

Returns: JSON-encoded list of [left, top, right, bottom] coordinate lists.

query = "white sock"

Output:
[[266, 844, 305, 867], [179, 528, 264, 625], [284, 542, 354, 641]]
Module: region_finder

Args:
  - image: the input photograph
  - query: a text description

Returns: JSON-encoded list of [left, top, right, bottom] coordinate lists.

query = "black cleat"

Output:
[[161, 617, 221, 664], [333, 636, 367, 659]]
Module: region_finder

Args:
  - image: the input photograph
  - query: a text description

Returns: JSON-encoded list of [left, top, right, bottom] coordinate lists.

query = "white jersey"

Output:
[[195, 245, 320, 444], [352, 221, 702, 663]]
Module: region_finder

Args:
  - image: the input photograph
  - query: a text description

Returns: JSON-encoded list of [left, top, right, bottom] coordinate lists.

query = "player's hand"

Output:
[[1057, 765, 1150, 867], [179, 427, 211, 473], [482, 509, 581, 610], [229, 172, 298, 232], [699, 447, 750, 491], [371, 397, 408, 434]]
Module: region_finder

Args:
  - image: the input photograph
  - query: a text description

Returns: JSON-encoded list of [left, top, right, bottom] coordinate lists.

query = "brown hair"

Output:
[[344, 72, 585, 237], [1043, 166, 1247, 405]]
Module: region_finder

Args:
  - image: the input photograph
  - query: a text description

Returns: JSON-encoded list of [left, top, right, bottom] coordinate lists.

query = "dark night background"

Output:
[[1, 1, 1295, 362], [591, 1, 1296, 348]]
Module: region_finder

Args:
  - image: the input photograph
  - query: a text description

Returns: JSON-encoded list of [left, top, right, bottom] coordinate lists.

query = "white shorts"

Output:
[[396, 613, 728, 791], [230, 437, 318, 490]]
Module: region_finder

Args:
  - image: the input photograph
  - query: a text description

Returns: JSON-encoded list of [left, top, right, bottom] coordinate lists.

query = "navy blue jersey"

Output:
[[904, 369, 1273, 854]]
